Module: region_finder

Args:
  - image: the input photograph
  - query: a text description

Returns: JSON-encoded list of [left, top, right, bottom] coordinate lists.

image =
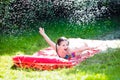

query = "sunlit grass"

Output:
[[0, 49, 120, 80]]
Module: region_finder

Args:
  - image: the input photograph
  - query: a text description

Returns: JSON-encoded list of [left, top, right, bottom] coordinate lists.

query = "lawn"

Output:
[[0, 49, 120, 80], [0, 18, 120, 80]]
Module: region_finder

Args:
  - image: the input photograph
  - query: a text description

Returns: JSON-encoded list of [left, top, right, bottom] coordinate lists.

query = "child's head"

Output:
[[56, 37, 69, 45], [56, 37, 69, 51]]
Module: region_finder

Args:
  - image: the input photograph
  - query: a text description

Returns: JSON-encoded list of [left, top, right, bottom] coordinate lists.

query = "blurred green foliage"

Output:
[[0, 0, 120, 35]]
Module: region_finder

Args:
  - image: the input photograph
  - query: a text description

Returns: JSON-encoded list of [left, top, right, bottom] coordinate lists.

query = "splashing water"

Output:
[[49, 0, 108, 25], [61, 0, 108, 25]]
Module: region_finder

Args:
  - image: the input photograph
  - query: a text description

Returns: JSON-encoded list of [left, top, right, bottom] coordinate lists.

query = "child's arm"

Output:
[[73, 42, 95, 53], [39, 27, 56, 49]]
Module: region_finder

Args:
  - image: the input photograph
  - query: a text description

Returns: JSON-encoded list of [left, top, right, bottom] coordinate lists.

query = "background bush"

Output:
[[0, 0, 120, 35]]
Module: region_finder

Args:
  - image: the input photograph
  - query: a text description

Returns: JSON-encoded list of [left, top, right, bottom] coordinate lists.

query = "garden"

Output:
[[0, 0, 120, 80]]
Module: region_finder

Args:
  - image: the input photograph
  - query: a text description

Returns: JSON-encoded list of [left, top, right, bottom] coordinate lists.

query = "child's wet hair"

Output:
[[56, 37, 69, 46]]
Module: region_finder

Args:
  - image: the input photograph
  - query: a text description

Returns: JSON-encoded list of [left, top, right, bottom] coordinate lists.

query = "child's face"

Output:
[[58, 41, 69, 51]]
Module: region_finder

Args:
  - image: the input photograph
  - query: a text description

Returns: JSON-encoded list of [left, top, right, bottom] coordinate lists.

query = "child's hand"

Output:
[[39, 27, 45, 35]]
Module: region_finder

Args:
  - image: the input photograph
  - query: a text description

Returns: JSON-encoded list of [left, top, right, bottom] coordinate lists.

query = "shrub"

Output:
[[1, 0, 120, 35]]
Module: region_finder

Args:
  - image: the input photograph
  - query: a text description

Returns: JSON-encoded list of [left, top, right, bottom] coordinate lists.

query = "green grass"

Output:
[[0, 18, 120, 80], [0, 49, 120, 80]]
